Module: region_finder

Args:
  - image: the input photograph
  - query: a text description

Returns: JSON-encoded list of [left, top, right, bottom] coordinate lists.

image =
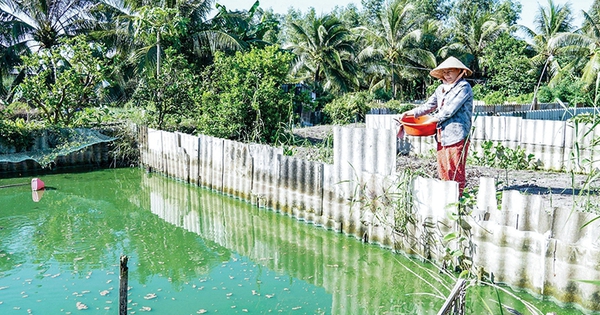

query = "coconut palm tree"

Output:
[[97, 0, 251, 72], [357, 0, 436, 99], [285, 14, 359, 94], [96, 0, 188, 78], [520, 0, 574, 85], [0, 0, 97, 103], [550, 9, 600, 90], [209, 0, 278, 51], [0, 0, 96, 53], [442, 8, 508, 79]]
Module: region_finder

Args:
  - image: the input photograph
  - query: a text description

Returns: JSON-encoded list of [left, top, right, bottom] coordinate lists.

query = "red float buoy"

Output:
[[31, 178, 45, 191]]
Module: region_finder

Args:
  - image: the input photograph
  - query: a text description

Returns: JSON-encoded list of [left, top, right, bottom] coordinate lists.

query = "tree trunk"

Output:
[[156, 32, 161, 78], [391, 63, 396, 99]]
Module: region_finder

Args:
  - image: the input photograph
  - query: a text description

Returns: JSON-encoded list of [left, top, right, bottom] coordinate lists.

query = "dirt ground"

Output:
[[290, 124, 599, 209]]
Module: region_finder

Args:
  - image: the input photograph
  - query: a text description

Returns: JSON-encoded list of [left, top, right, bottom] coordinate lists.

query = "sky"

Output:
[[213, 0, 594, 31]]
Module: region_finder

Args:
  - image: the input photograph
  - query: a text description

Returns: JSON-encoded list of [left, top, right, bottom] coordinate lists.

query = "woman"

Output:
[[401, 56, 473, 195]]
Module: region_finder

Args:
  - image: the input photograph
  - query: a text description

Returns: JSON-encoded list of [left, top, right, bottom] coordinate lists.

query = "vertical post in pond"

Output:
[[119, 255, 129, 315]]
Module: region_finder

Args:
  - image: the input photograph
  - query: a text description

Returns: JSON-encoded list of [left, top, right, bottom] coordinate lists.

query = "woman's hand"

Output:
[[399, 110, 414, 121]]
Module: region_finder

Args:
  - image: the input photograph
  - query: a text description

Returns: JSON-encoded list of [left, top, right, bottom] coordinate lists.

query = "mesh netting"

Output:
[[0, 128, 116, 166]]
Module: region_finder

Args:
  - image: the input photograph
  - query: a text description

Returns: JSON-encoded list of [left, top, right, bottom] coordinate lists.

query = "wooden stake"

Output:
[[119, 255, 129, 315]]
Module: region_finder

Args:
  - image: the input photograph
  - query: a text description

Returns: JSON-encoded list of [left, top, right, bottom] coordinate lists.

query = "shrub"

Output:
[[537, 78, 591, 106], [373, 99, 415, 114], [0, 117, 45, 152], [16, 36, 111, 126], [322, 91, 373, 124], [197, 46, 295, 143]]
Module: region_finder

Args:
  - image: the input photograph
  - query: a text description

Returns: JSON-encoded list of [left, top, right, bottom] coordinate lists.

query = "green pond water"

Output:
[[0, 168, 590, 314]]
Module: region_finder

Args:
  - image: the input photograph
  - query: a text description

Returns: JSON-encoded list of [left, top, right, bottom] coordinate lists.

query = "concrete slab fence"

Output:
[[139, 121, 600, 311], [366, 114, 600, 173]]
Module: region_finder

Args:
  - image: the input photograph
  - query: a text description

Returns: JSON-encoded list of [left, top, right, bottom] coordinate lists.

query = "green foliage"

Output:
[[134, 6, 187, 47], [372, 99, 415, 114], [287, 14, 358, 94], [212, 0, 280, 50], [471, 84, 484, 101], [322, 91, 373, 124], [197, 46, 294, 143], [470, 140, 539, 170], [570, 113, 600, 125], [479, 33, 536, 99], [426, 82, 441, 96], [477, 89, 534, 105], [71, 107, 112, 127], [537, 77, 592, 106], [16, 36, 112, 127], [128, 48, 199, 130], [481, 91, 506, 105], [0, 117, 44, 152]]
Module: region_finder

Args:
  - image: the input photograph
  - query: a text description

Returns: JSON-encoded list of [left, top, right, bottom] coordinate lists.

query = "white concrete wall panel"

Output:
[[198, 134, 224, 191], [222, 139, 253, 199], [177, 132, 200, 184], [277, 156, 323, 222], [147, 128, 163, 152], [249, 143, 282, 209]]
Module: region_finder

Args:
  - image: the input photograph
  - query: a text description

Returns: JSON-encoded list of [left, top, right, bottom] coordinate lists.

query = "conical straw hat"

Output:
[[429, 57, 473, 80]]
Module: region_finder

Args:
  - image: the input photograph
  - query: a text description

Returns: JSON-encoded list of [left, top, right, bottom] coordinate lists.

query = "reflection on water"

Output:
[[32, 189, 44, 202], [0, 169, 578, 314]]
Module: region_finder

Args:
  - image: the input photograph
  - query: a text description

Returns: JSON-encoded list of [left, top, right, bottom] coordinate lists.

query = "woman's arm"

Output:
[[410, 87, 440, 118]]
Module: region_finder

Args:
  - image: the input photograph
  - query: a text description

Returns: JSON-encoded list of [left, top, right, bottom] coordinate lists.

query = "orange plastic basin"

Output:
[[400, 115, 437, 136]]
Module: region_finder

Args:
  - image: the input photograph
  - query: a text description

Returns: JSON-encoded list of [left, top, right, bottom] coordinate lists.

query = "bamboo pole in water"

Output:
[[0, 183, 28, 189], [119, 255, 128, 315]]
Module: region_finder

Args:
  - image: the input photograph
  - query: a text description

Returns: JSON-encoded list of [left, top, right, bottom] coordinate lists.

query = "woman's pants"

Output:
[[437, 138, 469, 196]]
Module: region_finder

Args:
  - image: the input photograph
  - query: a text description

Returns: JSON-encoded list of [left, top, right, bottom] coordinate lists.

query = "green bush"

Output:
[[536, 78, 591, 106], [16, 36, 111, 126], [482, 91, 507, 105], [373, 99, 415, 114], [0, 117, 45, 152], [322, 91, 373, 124], [197, 46, 295, 143]]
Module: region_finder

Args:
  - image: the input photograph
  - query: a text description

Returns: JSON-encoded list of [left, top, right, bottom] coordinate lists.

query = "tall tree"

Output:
[[0, 0, 97, 102], [0, 0, 96, 52], [285, 14, 359, 94], [94, 0, 239, 102], [332, 3, 362, 28], [442, 9, 508, 79], [481, 32, 536, 97], [210, 0, 279, 51], [411, 0, 452, 22], [357, 0, 436, 99], [551, 8, 600, 89], [360, 0, 384, 25], [520, 0, 574, 84]]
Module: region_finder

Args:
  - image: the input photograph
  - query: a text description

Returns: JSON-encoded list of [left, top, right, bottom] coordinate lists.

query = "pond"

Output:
[[0, 168, 587, 314]]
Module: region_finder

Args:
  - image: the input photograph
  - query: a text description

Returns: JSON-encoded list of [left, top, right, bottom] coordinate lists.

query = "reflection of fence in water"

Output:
[[141, 173, 450, 314]]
